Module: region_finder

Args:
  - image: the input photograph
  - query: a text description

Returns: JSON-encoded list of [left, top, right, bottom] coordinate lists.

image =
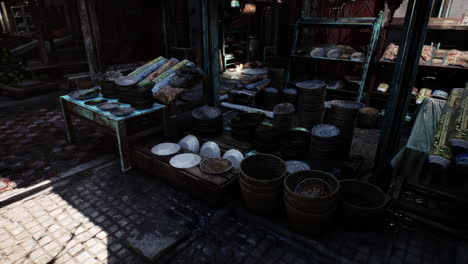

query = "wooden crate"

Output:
[[131, 137, 241, 207]]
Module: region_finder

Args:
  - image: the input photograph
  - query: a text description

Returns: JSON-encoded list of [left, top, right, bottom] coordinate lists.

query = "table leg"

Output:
[[115, 121, 131, 172], [60, 97, 75, 144], [162, 107, 171, 141]]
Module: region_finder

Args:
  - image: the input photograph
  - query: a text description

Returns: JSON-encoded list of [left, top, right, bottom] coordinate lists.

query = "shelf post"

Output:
[[373, 0, 435, 190]]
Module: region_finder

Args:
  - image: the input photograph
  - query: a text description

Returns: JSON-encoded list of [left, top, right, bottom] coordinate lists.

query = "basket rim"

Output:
[[240, 154, 287, 183], [339, 179, 389, 210], [284, 170, 340, 201]]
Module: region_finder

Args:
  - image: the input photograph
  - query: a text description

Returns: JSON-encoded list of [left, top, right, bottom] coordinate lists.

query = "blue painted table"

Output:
[[59, 95, 168, 172]]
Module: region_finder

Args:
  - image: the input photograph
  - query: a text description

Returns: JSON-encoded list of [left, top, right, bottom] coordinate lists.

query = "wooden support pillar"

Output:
[[201, 0, 220, 107], [0, 2, 11, 33], [373, 0, 435, 190], [79, 0, 103, 81]]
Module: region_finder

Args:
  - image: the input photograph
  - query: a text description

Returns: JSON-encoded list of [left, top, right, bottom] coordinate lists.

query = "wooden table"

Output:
[[60, 95, 168, 172]]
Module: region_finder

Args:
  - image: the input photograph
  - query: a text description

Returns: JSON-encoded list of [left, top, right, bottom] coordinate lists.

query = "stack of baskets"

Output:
[[282, 88, 298, 106], [192, 106, 223, 137], [326, 100, 364, 157], [239, 154, 287, 214], [280, 128, 310, 160], [273, 103, 295, 132], [309, 124, 343, 170], [284, 170, 340, 234], [263, 88, 280, 111], [254, 122, 281, 153], [231, 112, 265, 141], [296, 80, 326, 128]]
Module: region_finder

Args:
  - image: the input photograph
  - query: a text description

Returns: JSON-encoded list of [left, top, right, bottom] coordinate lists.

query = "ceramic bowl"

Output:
[[327, 48, 344, 58], [200, 141, 221, 158], [170, 153, 202, 169], [223, 149, 244, 169], [178, 135, 200, 153]]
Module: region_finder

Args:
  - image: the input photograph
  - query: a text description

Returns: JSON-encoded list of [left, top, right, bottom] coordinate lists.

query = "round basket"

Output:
[[240, 154, 287, 186]]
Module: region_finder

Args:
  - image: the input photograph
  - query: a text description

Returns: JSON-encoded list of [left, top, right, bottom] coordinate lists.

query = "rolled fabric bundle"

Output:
[[449, 88, 468, 152], [151, 60, 193, 94], [142, 58, 179, 82], [428, 88, 465, 167], [128, 56, 166, 81]]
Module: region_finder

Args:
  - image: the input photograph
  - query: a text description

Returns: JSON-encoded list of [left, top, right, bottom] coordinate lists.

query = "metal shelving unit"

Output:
[[287, 12, 383, 102], [10, 5, 35, 34]]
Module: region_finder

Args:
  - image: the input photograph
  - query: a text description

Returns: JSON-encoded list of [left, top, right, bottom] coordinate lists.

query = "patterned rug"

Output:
[[0, 108, 113, 191]]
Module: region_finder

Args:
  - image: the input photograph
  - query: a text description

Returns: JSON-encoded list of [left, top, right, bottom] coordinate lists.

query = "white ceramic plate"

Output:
[[200, 141, 221, 158], [151, 143, 181, 156], [222, 149, 244, 169], [178, 135, 200, 153], [170, 153, 202, 169]]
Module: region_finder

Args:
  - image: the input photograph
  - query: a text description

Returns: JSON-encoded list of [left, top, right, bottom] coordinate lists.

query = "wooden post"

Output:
[[373, 0, 435, 190], [0, 2, 11, 33], [79, 0, 101, 81], [201, 0, 220, 107]]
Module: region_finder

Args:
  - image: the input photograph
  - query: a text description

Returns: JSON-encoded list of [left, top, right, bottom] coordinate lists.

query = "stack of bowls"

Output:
[[263, 88, 280, 110], [273, 103, 295, 132], [231, 112, 265, 141], [282, 88, 298, 106], [309, 124, 342, 170], [100, 71, 122, 98], [254, 122, 281, 153], [280, 128, 310, 160], [192, 106, 223, 138], [240, 154, 287, 214], [284, 170, 340, 234], [326, 100, 364, 157], [115, 77, 154, 109], [296, 80, 326, 128]]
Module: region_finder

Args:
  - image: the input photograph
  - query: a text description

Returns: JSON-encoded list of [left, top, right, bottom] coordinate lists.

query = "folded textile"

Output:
[[151, 60, 192, 94], [428, 88, 464, 167], [420, 45, 434, 64], [449, 88, 468, 152], [154, 85, 185, 104]]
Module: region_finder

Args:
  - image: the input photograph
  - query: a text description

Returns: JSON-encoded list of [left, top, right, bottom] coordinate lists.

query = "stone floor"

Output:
[[1, 161, 466, 264], [0, 92, 113, 190]]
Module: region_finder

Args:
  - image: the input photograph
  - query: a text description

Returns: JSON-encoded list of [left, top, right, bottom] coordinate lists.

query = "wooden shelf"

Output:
[[386, 17, 468, 31], [379, 59, 468, 71], [292, 54, 365, 64]]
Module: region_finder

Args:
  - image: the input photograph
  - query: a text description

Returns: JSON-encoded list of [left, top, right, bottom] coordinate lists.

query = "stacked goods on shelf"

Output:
[[429, 88, 466, 167], [151, 60, 191, 93], [326, 100, 364, 158], [381, 43, 468, 68], [115, 76, 154, 109], [296, 80, 326, 128], [309, 124, 342, 170]]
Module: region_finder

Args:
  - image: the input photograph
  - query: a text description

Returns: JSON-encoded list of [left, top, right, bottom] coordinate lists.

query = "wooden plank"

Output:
[[87, 0, 103, 71], [79, 0, 99, 81]]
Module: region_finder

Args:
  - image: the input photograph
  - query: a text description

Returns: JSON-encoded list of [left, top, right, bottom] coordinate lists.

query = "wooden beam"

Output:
[[87, 0, 103, 71], [0, 2, 11, 33], [201, 0, 220, 106], [79, 0, 99, 81]]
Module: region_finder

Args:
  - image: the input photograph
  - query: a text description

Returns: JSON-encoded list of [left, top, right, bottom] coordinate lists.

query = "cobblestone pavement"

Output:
[[1, 161, 466, 264]]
